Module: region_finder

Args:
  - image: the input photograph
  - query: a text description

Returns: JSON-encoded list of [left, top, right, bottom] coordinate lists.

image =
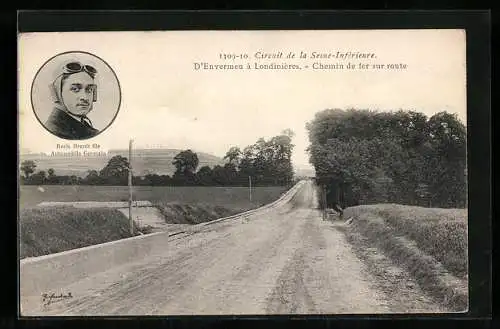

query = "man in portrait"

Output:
[[45, 61, 100, 140]]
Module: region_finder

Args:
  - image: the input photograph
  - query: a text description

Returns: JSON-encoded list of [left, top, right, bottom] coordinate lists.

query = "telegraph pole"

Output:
[[249, 176, 252, 202], [128, 139, 134, 235], [322, 184, 327, 220]]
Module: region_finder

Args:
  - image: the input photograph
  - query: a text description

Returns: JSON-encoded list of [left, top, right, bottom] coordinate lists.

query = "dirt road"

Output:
[[23, 180, 441, 316]]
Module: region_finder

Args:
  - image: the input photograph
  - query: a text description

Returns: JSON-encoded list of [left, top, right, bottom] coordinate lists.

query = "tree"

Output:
[[99, 155, 130, 185], [306, 108, 467, 208], [270, 130, 295, 185], [172, 150, 199, 185], [172, 150, 199, 175], [234, 131, 295, 186], [426, 112, 467, 207], [29, 170, 47, 185], [197, 166, 214, 186], [224, 146, 242, 165], [84, 170, 101, 185], [69, 175, 79, 185], [223, 163, 238, 185], [20, 160, 37, 179], [212, 165, 228, 185], [144, 174, 163, 186], [282, 128, 295, 138], [45, 168, 56, 184], [238, 145, 257, 185]]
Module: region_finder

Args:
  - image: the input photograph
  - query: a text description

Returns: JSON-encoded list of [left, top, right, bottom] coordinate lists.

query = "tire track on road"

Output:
[[265, 209, 323, 314], [265, 182, 323, 314], [155, 208, 305, 315]]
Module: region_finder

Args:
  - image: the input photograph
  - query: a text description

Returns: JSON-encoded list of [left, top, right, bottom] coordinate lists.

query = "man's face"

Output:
[[61, 72, 96, 116]]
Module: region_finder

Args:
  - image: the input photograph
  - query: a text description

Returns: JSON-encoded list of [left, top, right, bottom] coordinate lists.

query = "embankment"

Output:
[[153, 202, 236, 225], [341, 204, 468, 312], [20, 207, 151, 259]]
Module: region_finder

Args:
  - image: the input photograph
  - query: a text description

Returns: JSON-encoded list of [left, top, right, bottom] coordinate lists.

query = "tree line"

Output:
[[20, 130, 295, 187], [307, 109, 466, 209]]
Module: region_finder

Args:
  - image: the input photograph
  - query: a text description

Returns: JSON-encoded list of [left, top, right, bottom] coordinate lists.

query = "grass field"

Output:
[[19, 207, 151, 259], [342, 204, 468, 312], [19, 185, 289, 211]]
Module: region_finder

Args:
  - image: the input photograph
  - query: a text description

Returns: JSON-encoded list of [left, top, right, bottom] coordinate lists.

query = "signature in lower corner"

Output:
[[41, 292, 73, 306]]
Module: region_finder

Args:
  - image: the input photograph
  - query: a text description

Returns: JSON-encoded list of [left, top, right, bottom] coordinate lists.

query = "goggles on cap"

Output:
[[63, 62, 97, 77], [50, 61, 99, 104]]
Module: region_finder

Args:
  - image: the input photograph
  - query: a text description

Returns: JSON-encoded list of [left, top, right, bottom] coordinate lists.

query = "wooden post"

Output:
[[129, 139, 133, 236], [249, 176, 252, 202], [322, 184, 327, 220]]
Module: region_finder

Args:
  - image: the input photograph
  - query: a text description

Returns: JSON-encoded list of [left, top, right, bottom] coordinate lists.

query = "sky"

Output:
[[18, 30, 466, 170]]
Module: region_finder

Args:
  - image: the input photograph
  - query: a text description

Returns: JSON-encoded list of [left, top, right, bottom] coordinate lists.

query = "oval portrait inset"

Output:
[[31, 51, 121, 140]]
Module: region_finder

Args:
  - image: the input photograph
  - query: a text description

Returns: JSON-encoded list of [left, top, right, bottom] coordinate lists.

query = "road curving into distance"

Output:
[[20, 179, 442, 316]]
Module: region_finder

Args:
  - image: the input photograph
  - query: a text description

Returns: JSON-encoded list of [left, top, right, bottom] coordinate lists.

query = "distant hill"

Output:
[[19, 149, 226, 178]]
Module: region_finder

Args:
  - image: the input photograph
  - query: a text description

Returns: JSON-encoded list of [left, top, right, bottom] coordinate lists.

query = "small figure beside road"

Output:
[[332, 203, 344, 219]]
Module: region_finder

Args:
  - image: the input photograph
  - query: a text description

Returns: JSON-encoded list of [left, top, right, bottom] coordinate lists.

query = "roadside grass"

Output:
[[343, 205, 468, 312], [336, 225, 446, 313], [372, 204, 467, 279], [19, 206, 149, 259]]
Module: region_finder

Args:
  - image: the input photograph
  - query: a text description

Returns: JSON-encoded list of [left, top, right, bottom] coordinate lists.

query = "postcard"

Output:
[[18, 29, 468, 316]]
